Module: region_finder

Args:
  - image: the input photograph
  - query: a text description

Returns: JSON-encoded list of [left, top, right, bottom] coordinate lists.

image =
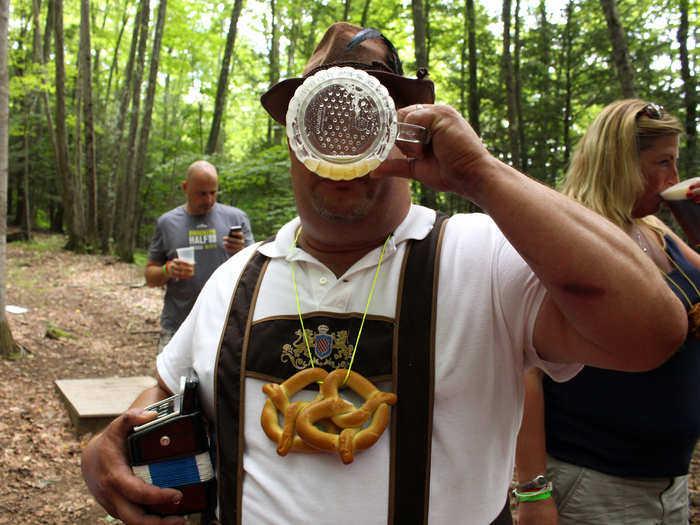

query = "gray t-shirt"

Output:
[[147, 202, 254, 331]]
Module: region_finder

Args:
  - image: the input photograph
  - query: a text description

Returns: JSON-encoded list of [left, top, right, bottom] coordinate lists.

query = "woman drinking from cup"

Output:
[[515, 99, 700, 525]]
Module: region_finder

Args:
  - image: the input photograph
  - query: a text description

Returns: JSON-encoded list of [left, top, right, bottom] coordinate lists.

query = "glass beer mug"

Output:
[[286, 67, 431, 180]]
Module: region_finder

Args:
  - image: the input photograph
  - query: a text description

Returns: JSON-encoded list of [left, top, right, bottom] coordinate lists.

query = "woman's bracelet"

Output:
[[163, 262, 170, 278]]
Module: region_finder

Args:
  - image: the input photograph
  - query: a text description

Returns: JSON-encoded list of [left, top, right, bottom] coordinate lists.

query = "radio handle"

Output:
[[180, 369, 199, 415]]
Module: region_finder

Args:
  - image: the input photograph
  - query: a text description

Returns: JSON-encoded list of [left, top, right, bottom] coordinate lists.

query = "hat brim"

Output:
[[261, 70, 435, 125]]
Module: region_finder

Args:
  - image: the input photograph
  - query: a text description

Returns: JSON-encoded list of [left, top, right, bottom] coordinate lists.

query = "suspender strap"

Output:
[[390, 212, 448, 524], [214, 250, 269, 525]]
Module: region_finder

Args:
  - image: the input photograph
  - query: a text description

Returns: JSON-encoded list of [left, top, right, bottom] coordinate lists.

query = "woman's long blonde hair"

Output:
[[561, 99, 683, 229]]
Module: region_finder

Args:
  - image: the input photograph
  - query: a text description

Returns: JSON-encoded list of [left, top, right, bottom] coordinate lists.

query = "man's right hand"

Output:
[[81, 408, 186, 525], [168, 259, 195, 280]]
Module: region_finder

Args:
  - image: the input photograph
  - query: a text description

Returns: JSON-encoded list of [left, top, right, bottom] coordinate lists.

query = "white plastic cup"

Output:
[[660, 177, 700, 247], [176, 246, 196, 264]]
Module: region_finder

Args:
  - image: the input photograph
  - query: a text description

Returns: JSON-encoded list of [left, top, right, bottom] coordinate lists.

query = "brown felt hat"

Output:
[[261, 22, 435, 125]]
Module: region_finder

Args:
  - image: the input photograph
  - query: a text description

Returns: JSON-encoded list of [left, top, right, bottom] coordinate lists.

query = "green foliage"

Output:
[[138, 152, 209, 247], [138, 144, 296, 247], [45, 323, 76, 340], [217, 144, 297, 241], [132, 250, 149, 268], [5, 0, 698, 257], [12, 233, 66, 252]]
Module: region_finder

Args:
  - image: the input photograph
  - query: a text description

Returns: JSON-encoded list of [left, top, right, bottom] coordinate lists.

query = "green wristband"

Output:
[[518, 490, 552, 502], [163, 263, 169, 278]]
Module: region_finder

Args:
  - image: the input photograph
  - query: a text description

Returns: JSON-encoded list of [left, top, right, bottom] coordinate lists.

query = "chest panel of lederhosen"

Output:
[[245, 314, 394, 384]]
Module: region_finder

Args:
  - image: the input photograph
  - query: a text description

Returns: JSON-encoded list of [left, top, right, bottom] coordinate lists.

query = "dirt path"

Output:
[[1, 234, 162, 524], [1, 233, 699, 524]]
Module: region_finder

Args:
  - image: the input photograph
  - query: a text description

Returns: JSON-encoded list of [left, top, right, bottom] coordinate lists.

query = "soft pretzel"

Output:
[[260, 367, 328, 455], [295, 369, 398, 464]]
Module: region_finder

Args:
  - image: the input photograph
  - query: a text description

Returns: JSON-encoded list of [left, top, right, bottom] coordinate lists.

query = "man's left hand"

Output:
[[224, 231, 244, 254]]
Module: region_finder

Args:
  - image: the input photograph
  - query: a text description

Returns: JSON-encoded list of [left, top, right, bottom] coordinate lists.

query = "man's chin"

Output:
[[312, 197, 373, 223]]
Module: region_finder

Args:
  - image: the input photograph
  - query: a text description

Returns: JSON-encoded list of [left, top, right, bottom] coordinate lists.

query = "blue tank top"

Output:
[[543, 235, 700, 477]]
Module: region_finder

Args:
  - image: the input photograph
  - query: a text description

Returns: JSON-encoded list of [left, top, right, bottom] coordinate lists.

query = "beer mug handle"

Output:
[[397, 122, 431, 144]]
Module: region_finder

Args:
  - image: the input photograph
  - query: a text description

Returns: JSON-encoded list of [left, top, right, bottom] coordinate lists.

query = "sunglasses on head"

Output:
[[636, 103, 664, 120]]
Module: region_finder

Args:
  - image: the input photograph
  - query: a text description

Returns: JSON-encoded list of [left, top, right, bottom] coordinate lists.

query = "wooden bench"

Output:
[[55, 376, 157, 435]]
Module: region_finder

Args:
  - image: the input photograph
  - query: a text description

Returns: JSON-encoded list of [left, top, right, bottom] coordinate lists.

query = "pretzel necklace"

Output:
[[260, 228, 396, 463], [295, 369, 397, 464]]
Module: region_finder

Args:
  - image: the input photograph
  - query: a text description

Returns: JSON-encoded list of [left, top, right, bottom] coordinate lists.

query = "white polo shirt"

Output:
[[158, 204, 580, 524]]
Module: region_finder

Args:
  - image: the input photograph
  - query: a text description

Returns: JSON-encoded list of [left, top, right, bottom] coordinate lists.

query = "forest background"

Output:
[[0, 1, 698, 521], [4, 0, 699, 253], [0, 0, 697, 351]]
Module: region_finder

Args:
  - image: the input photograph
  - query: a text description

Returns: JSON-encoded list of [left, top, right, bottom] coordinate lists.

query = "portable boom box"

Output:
[[128, 370, 215, 516]]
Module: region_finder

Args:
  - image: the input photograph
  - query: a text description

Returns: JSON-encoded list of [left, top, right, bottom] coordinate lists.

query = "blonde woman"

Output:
[[516, 99, 700, 525]]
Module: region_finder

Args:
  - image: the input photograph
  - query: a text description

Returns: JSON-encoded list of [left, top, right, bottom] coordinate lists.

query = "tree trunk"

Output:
[[534, 0, 556, 187], [161, 62, 171, 165], [108, 4, 140, 253], [285, 9, 301, 78], [91, 1, 112, 104], [459, 2, 468, 118], [74, 45, 82, 216], [562, 0, 574, 167], [343, 0, 351, 21], [80, 0, 98, 247], [465, 0, 480, 135], [206, 0, 243, 155], [411, 0, 436, 210], [266, 0, 282, 145], [514, 0, 526, 171], [115, 0, 150, 261], [412, 0, 428, 68], [360, 0, 371, 27], [21, 0, 42, 239], [103, 4, 129, 109], [22, 102, 32, 239], [677, 0, 696, 179], [21, 0, 47, 242], [37, 0, 60, 228], [0, 0, 19, 357], [97, 8, 129, 253], [42, 0, 54, 63], [54, 0, 86, 251], [599, 0, 636, 98], [128, 0, 168, 253], [502, 0, 521, 170]]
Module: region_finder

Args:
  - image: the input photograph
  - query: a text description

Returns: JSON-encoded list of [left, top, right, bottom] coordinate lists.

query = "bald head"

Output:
[[183, 160, 219, 216], [186, 160, 218, 182]]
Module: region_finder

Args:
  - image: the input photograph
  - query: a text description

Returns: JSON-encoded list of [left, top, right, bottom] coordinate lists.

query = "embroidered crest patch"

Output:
[[314, 325, 332, 359], [281, 324, 354, 370]]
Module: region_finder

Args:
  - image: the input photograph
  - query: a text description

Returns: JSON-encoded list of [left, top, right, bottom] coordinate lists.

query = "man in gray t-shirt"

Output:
[[145, 160, 254, 351]]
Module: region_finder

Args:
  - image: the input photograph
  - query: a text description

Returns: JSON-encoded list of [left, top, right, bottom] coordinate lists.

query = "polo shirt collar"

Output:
[[258, 204, 437, 264]]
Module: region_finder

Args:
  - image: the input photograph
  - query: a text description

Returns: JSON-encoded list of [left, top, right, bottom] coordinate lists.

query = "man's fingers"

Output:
[[372, 158, 413, 179], [394, 139, 427, 160], [111, 490, 186, 525], [118, 408, 159, 434], [116, 465, 183, 504]]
